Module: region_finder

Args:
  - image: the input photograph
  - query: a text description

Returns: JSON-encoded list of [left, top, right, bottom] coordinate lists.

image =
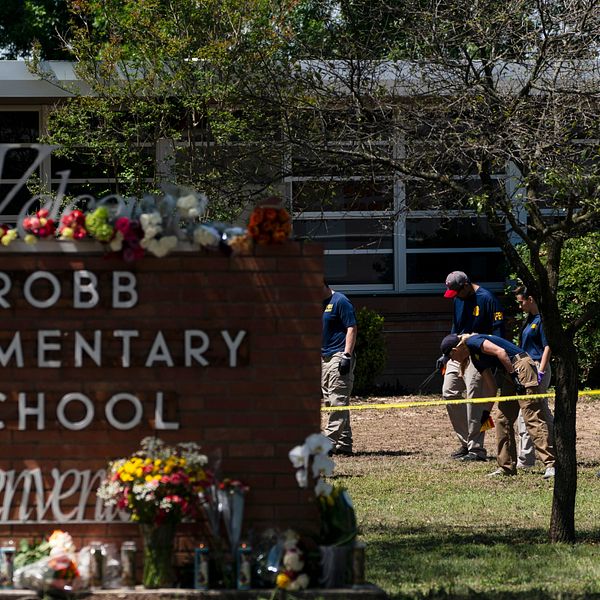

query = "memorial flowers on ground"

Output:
[[14, 529, 82, 593], [97, 437, 212, 525], [98, 437, 214, 588], [288, 433, 357, 546]]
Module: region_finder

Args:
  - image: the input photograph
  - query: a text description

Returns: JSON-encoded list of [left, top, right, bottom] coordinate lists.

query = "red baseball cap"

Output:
[[444, 271, 470, 298]]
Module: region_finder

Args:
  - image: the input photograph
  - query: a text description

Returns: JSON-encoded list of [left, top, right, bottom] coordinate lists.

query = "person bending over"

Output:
[[440, 332, 555, 479]]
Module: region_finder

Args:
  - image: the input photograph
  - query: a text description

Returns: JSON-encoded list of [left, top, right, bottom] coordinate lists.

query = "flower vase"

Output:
[[140, 522, 176, 588], [319, 545, 351, 588]]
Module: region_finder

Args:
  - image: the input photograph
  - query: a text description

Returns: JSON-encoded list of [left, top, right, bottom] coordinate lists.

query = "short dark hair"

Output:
[[514, 285, 536, 301]]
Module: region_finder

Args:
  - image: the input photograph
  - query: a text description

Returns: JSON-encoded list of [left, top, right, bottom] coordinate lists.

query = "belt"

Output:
[[511, 352, 529, 363]]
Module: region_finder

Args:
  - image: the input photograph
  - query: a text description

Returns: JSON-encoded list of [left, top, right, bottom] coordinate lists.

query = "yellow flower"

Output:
[[276, 573, 291, 589], [24, 234, 37, 245]]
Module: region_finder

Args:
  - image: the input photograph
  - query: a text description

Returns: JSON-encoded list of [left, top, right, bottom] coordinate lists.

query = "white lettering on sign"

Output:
[[0, 270, 139, 309], [13, 391, 180, 431], [0, 467, 128, 523], [0, 328, 246, 369]]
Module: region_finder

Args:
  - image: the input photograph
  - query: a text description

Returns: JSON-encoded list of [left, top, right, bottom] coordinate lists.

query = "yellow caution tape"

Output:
[[321, 389, 600, 412]]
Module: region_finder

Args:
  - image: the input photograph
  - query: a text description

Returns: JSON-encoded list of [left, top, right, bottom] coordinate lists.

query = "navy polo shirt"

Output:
[[465, 334, 525, 373], [519, 314, 547, 361], [322, 291, 356, 357], [452, 287, 505, 338]]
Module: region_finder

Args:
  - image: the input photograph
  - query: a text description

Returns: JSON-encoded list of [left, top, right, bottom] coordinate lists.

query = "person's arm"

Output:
[[539, 346, 552, 374], [345, 325, 357, 355], [481, 368, 499, 398], [491, 298, 505, 338], [480, 339, 513, 373]]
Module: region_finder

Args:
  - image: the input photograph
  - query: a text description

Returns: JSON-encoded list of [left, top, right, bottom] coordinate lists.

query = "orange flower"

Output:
[[264, 208, 278, 222]]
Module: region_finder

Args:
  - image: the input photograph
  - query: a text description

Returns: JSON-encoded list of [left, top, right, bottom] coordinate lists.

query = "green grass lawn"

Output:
[[339, 458, 600, 599]]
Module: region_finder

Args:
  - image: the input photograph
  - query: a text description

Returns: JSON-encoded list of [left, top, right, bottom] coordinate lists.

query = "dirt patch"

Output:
[[322, 395, 600, 466]]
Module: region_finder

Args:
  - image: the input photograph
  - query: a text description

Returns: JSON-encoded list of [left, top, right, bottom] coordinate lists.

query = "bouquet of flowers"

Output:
[[59, 209, 88, 240], [247, 200, 292, 245], [97, 437, 213, 525], [22, 208, 56, 243], [289, 434, 357, 546], [0, 225, 17, 246], [14, 530, 82, 593]]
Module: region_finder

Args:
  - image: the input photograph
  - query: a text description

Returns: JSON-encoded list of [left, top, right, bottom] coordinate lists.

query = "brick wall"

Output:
[[0, 241, 323, 571]]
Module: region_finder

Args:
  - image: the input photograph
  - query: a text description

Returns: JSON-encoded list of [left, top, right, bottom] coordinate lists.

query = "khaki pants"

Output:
[[517, 364, 554, 467], [322, 352, 355, 452], [442, 358, 493, 458], [493, 355, 555, 473]]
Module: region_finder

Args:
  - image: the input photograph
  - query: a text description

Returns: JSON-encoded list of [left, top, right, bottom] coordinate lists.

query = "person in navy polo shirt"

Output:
[[514, 285, 554, 469], [322, 280, 357, 455], [440, 271, 505, 463], [440, 332, 555, 478]]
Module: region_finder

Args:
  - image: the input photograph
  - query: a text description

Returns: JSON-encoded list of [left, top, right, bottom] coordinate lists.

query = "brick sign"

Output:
[[0, 244, 322, 548]]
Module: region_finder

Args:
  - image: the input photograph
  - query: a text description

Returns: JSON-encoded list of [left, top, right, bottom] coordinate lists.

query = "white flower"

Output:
[[145, 236, 178, 257], [288, 444, 309, 469], [311, 454, 334, 479], [314, 478, 333, 497], [295, 468, 308, 488], [177, 193, 207, 219], [140, 212, 162, 233], [193, 224, 220, 248], [304, 433, 333, 456]]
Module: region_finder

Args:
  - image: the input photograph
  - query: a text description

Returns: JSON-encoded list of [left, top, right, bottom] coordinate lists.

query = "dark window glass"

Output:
[[292, 180, 393, 212], [1, 148, 40, 179], [0, 184, 35, 216], [325, 253, 394, 286], [0, 111, 39, 143], [405, 179, 504, 210], [406, 252, 507, 284], [177, 144, 281, 184], [293, 218, 393, 250], [52, 146, 155, 180], [51, 154, 114, 179], [406, 216, 497, 248]]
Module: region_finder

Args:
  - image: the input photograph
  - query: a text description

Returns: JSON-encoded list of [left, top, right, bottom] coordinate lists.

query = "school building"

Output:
[[0, 60, 510, 392]]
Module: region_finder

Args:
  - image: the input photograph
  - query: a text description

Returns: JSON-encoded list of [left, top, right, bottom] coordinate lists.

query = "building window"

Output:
[[289, 175, 397, 291]]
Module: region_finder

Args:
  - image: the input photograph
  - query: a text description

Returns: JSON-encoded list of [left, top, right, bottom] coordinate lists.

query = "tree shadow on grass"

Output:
[[366, 524, 600, 600]]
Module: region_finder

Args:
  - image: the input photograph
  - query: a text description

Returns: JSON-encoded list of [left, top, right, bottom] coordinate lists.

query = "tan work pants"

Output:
[[493, 355, 555, 474]]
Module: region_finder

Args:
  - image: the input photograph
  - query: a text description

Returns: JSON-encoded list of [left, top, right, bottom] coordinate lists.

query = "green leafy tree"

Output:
[[262, 0, 600, 542], [38, 0, 292, 217], [353, 307, 387, 396], [513, 233, 600, 386], [0, 0, 72, 59]]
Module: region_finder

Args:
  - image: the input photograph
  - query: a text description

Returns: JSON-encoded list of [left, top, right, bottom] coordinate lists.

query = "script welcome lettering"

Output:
[[0, 468, 128, 523]]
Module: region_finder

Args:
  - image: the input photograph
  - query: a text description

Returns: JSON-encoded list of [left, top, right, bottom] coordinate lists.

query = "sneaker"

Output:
[[517, 463, 535, 470], [487, 468, 516, 477], [450, 447, 469, 459], [543, 466, 555, 479], [459, 452, 487, 462]]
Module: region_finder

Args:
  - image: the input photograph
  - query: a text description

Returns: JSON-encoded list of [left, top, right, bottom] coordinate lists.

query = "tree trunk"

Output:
[[549, 344, 579, 542]]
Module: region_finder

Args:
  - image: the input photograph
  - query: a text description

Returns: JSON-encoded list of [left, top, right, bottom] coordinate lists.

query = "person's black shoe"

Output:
[[332, 447, 353, 456], [450, 447, 468, 459], [459, 452, 487, 462]]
